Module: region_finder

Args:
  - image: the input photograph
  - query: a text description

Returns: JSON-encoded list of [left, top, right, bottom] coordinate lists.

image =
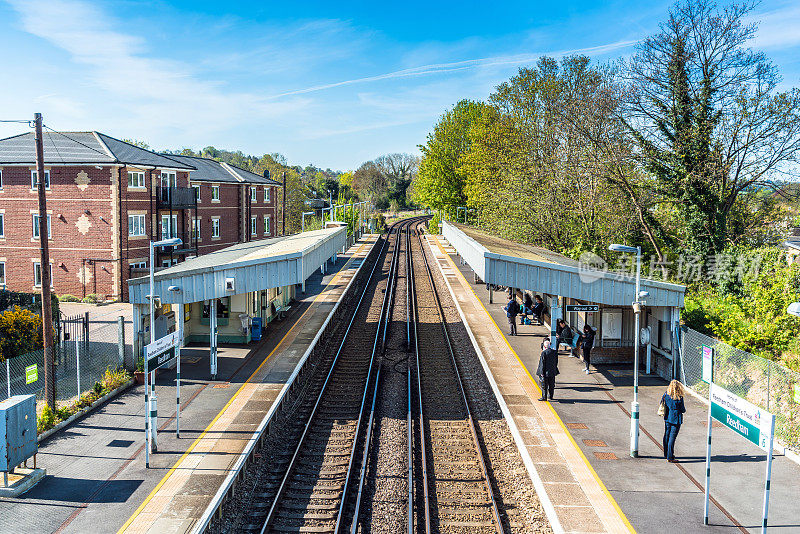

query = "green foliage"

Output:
[[427, 212, 443, 234], [683, 247, 800, 368], [0, 289, 58, 319], [0, 306, 43, 361], [58, 294, 81, 302], [93, 381, 103, 396], [81, 293, 100, 304], [38, 405, 56, 433], [135, 356, 144, 372]]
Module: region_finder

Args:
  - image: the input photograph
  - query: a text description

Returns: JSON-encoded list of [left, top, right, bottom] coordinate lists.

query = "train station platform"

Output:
[[427, 233, 800, 533], [0, 235, 378, 534]]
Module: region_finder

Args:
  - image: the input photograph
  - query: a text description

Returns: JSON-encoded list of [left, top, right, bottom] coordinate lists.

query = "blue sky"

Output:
[[0, 0, 798, 171]]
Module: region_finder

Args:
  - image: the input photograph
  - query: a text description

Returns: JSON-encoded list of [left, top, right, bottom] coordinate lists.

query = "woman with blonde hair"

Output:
[[661, 380, 686, 462]]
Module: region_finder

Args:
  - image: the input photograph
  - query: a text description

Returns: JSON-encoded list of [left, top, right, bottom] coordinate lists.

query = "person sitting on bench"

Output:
[[531, 295, 544, 325], [557, 320, 573, 350]]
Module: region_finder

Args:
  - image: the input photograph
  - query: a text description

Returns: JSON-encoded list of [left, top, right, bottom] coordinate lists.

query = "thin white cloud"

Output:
[[5, 0, 309, 133], [269, 39, 638, 99], [749, 3, 800, 50]]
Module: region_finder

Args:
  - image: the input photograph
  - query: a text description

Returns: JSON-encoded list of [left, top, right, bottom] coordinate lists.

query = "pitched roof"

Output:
[[0, 131, 193, 169], [165, 154, 282, 185]]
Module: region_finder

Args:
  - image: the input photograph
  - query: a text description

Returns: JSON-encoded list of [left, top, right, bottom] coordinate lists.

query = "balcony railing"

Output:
[[157, 187, 197, 209], [156, 232, 197, 256]]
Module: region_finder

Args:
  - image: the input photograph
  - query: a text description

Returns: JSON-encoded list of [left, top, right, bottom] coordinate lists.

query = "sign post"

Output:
[[702, 345, 714, 383], [706, 383, 776, 532], [565, 304, 599, 313], [143, 330, 180, 463]]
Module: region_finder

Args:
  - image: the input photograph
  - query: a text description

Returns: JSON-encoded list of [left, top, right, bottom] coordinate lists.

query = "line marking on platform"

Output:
[[118, 240, 370, 534]]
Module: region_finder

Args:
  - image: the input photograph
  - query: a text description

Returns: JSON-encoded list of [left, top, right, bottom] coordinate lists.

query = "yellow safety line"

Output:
[[117, 240, 371, 533], [431, 235, 635, 533]]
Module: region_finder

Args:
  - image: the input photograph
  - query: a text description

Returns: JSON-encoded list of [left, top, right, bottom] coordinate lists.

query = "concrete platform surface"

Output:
[[0, 235, 377, 534], [433, 233, 800, 534]]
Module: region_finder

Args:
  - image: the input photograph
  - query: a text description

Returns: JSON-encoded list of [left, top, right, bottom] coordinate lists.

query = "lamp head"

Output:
[[788, 302, 800, 317], [609, 244, 638, 254], [167, 285, 181, 293], [153, 237, 182, 247]]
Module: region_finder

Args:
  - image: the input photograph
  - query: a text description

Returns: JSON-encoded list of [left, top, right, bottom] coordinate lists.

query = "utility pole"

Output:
[[34, 113, 56, 411], [282, 171, 287, 236]]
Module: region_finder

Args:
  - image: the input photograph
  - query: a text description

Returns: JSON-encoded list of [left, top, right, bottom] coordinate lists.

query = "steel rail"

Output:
[[406, 224, 415, 534], [413, 220, 505, 534], [260, 220, 403, 533], [410, 223, 432, 534]]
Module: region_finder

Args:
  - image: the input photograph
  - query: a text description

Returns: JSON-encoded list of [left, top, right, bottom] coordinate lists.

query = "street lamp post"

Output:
[[146, 237, 181, 465], [168, 285, 182, 439], [301, 211, 314, 232], [609, 243, 642, 458]]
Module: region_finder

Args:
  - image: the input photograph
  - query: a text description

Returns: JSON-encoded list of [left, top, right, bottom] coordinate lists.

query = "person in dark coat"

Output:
[[557, 320, 573, 352], [580, 325, 596, 374], [536, 339, 559, 401], [532, 295, 544, 325], [522, 293, 534, 324], [661, 380, 686, 462], [504, 295, 519, 336]]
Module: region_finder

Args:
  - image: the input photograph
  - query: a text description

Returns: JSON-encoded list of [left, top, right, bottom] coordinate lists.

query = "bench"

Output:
[[275, 304, 291, 320], [559, 333, 580, 354]]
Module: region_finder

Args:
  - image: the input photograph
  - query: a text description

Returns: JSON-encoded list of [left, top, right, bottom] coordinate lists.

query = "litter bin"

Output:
[[250, 317, 263, 341]]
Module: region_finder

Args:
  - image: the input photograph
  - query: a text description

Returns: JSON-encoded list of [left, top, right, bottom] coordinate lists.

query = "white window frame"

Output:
[[250, 215, 257, 236], [0, 213, 4, 238], [127, 171, 145, 188], [33, 262, 52, 288], [211, 185, 220, 202], [192, 183, 201, 202], [161, 214, 178, 239], [211, 217, 220, 238], [32, 214, 52, 239], [160, 171, 176, 188], [0, 169, 3, 189], [130, 261, 147, 269], [264, 215, 270, 235], [251, 186, 257, 202], [264, 187, 270, 202], [192, 217, 201, 241], [0, 261, 5, 287], [31, 170, 50, 190], [128, 214, 146, 237]]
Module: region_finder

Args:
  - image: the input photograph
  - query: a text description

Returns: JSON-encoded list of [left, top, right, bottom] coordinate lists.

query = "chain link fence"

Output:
[[680, 326, 800, 451], [0, 316, 128, 405]]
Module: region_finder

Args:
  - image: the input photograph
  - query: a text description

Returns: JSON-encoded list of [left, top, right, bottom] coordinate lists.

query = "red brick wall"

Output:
[[1, 164, 282, 302], [0, 164, 115, 298]]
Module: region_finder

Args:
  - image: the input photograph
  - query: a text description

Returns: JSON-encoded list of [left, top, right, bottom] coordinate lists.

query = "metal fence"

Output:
[[0, 314, 129, 404], [680, 326, 800, 450]]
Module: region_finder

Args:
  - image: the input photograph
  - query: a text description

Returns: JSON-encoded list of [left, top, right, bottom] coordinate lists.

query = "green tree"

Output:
[[0, 306, 43, 361], [413, 100, 490, 217]]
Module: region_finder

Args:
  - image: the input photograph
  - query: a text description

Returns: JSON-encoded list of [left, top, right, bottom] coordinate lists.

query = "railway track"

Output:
[[408, 223, 505, 534], [223, 216, 520, 533]]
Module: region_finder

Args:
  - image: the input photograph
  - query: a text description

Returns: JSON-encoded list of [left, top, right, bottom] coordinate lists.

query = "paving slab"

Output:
[[432, 233, 800, 534], [0, 236, 378, 534]]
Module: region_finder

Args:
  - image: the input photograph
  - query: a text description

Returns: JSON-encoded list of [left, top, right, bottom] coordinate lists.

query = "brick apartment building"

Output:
[[0, 131, 281, 301]]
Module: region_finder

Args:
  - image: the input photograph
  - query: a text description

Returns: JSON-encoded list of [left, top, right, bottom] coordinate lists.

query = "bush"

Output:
[[38, 405, 56, 433], [427, 212, 443, 234], [0, 289, 58, 319], [0, 306, 43, 361], [58, 294, 81, 302], [81, 293, 100, 304]]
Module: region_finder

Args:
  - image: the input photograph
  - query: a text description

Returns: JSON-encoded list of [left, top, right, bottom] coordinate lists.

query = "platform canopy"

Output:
[[128, 227, 346, 304], [442, 220, 685, 308]]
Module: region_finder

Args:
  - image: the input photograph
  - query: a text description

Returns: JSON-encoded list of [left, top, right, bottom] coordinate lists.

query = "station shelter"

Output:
[[127, 227, 347, 378], [442, 221, 686, 381]]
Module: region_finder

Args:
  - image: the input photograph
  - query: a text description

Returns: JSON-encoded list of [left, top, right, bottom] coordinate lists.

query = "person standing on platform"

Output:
[[536, 338, 559, 401], [661, 380, 686, 462], [580, 324, 596, 374], [504, 295, 520, 336]]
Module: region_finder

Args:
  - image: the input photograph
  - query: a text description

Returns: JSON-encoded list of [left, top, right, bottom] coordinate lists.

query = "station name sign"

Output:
[[565, 304, 599, 313], [709, 383, 774, 451], [145, 331, 180, 371]]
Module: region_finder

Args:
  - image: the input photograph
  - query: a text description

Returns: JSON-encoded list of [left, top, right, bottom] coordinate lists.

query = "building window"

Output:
[[211, 185, 220, 201], [251, 216, 257, 236], [32, 214, 51, 239], [127, 171, 145, 188], [192, 183, 201, 201], [161, 214, 177, 239], [0, 169, 3, 188], [192, 218, 201, 241], [31, 170, 50, 190], [251, 186, 257, 202], [160, 171, 176, 188], [264, 187, 270, 202], [0, 262, 5, 286], [128, 214, 145, 237], [211, 218, 220, 238], [0, 213, 4, 238], [33, 262, 52, 287], [264, 215, 270, 235]]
